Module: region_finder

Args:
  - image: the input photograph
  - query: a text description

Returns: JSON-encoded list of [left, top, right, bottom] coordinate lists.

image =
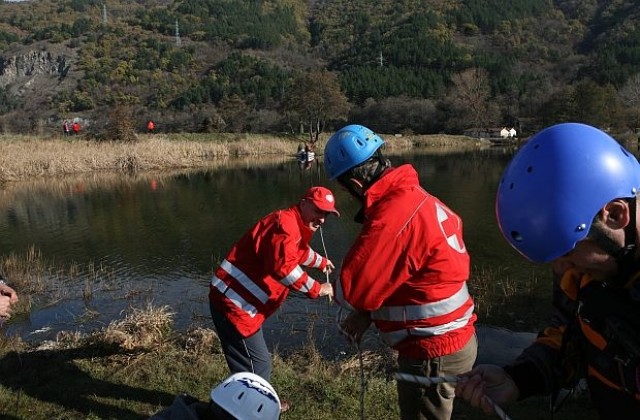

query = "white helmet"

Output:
[[210, 372, 281, 420]]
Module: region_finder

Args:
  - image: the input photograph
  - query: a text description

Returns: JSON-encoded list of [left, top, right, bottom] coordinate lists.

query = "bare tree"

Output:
[[449, 68, 496, 135], [284, 70, 350, 144], [619, 73, 640, 130]]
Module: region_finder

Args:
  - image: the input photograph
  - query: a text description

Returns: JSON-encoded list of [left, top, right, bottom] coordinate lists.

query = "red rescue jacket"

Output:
[[335, 165, 476, 359], [209, 205, 328, 337]]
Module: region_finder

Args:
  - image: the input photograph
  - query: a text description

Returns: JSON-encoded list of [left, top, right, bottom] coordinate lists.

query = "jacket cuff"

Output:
[[503, 361, 546, 400]]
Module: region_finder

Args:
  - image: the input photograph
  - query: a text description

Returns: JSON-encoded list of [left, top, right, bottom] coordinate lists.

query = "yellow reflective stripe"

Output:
[[220, 259, 269, 304], [379, 306, 475, 346], [371, 283, 470, 322], [210, 275, 258, 318]]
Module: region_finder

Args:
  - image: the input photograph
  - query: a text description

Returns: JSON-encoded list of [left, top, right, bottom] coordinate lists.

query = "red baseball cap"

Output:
[[303, 186, 340, 216]]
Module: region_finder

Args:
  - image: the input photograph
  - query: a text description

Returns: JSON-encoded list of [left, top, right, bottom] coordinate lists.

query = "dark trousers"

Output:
[[209, 302, 272, 381]]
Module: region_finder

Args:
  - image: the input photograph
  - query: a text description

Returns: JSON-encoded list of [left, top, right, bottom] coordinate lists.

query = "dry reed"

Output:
[[0, 133, 482, 183]]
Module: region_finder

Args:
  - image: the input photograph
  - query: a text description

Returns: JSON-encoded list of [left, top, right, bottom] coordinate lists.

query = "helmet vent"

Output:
[[527, 166, 533, 173], [511, 231, 523, 242], [509, 182, 515, 190]]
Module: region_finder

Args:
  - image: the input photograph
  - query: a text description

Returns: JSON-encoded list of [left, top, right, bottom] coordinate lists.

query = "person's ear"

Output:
[[601, 199, 631, 230]]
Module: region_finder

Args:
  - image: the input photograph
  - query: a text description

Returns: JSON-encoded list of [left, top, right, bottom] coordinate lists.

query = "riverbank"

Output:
[[0, 132, 487, 183], [0, 304, 595, 420]]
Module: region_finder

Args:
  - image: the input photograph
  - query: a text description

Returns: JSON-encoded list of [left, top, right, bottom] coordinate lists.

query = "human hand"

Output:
[[323, 259, 335, 275], [0, 295, 13, 319], [319, 281, 333, 298], [339, 310, 371, 344], [455, 365, 519, 414], [0, 283, 19, 304]]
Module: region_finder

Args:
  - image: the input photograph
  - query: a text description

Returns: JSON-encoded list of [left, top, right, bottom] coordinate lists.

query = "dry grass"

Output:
[[99, 304, 175, 351], [0, 133, 484, 182], [0, 302, 596, 420], [0, 134, 300, 182]]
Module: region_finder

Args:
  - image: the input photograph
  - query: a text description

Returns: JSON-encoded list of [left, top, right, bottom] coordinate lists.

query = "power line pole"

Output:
[[175, 20, 182, 46], [378, 50, 384, 67], [102, 3, 108, 25]]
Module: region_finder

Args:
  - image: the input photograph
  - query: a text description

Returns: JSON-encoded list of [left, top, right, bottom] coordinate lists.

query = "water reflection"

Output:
[[1, 150, 545, 361]]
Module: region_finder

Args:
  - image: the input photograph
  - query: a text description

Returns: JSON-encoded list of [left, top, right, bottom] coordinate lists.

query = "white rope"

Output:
[[318, 225, 332, 303], [336, 307, 366, 420], [393, 372, 513, 420], [357, 343, 366, 420]]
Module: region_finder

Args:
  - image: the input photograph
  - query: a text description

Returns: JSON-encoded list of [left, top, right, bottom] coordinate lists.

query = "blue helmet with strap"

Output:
[[324, 124, 385, 180], [496, 123, 640, 263]]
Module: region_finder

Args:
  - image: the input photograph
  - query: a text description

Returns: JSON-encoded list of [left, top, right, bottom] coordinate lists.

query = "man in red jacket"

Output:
[[324, 125, 477, 420], [209, 186, 337, 386]]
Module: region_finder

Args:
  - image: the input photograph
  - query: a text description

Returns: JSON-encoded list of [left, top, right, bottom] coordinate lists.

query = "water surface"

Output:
[[0, 150, 544, 362]]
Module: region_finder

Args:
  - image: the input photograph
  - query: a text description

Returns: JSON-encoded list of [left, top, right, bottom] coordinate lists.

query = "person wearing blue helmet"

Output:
[[455, 123, 640, 419], [325, 124, 478, 420]]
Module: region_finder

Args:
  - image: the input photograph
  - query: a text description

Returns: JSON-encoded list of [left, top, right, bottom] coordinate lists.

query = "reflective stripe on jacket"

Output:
[[209, 205, 326, 337], [336, 164, 476, 359]]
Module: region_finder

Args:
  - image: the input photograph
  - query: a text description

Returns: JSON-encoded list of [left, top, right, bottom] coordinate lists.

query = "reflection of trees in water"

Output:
[[0, 150, 553, 341]]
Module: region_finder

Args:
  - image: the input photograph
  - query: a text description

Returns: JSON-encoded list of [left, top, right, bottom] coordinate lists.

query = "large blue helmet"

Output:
[[324, 124, 385, 180], [496, 123, 640, 263]]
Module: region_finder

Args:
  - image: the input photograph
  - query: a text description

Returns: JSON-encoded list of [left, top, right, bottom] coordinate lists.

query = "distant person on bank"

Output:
[[62, 120, 71, 137], [208, 186, 338, 408], [147, 120, 155, 133]]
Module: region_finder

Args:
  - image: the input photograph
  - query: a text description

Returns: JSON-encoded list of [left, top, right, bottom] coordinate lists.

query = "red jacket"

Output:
[[209, 205, 329, 337], [335, 164, 476, 359]]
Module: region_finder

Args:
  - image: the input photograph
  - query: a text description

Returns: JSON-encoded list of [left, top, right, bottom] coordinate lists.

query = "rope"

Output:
[[357, 343, 366, 420], [393, 372, 513, 420], [306, 146, 363, 416], [318, 225, 332, 303], [336, 308, 367, 420]]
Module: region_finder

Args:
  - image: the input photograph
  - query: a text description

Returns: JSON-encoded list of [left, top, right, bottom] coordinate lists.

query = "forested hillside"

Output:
[[2, 0, 640, 137]]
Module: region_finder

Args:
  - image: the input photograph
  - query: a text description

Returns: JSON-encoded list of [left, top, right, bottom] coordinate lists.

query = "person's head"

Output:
[[324, 124, 390, 199], [496, 122, 640, 279], [209, 372, 281, 420], [299, 186, 340, 231]]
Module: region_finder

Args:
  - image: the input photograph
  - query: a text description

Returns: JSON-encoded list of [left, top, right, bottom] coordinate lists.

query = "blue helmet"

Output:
[[324, 124, 385, 179], [496, 123, 640, 263]]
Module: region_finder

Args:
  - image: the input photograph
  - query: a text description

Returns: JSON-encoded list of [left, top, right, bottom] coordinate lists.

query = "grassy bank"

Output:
[[0, 132, 485, 183], [0, 303, 596, 420], [0, 133, 599, 419], [0, 252, 596, 420]]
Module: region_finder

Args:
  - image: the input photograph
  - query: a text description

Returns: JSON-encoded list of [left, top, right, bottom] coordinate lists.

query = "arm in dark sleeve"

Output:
[[504, 271, 578, 399]]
